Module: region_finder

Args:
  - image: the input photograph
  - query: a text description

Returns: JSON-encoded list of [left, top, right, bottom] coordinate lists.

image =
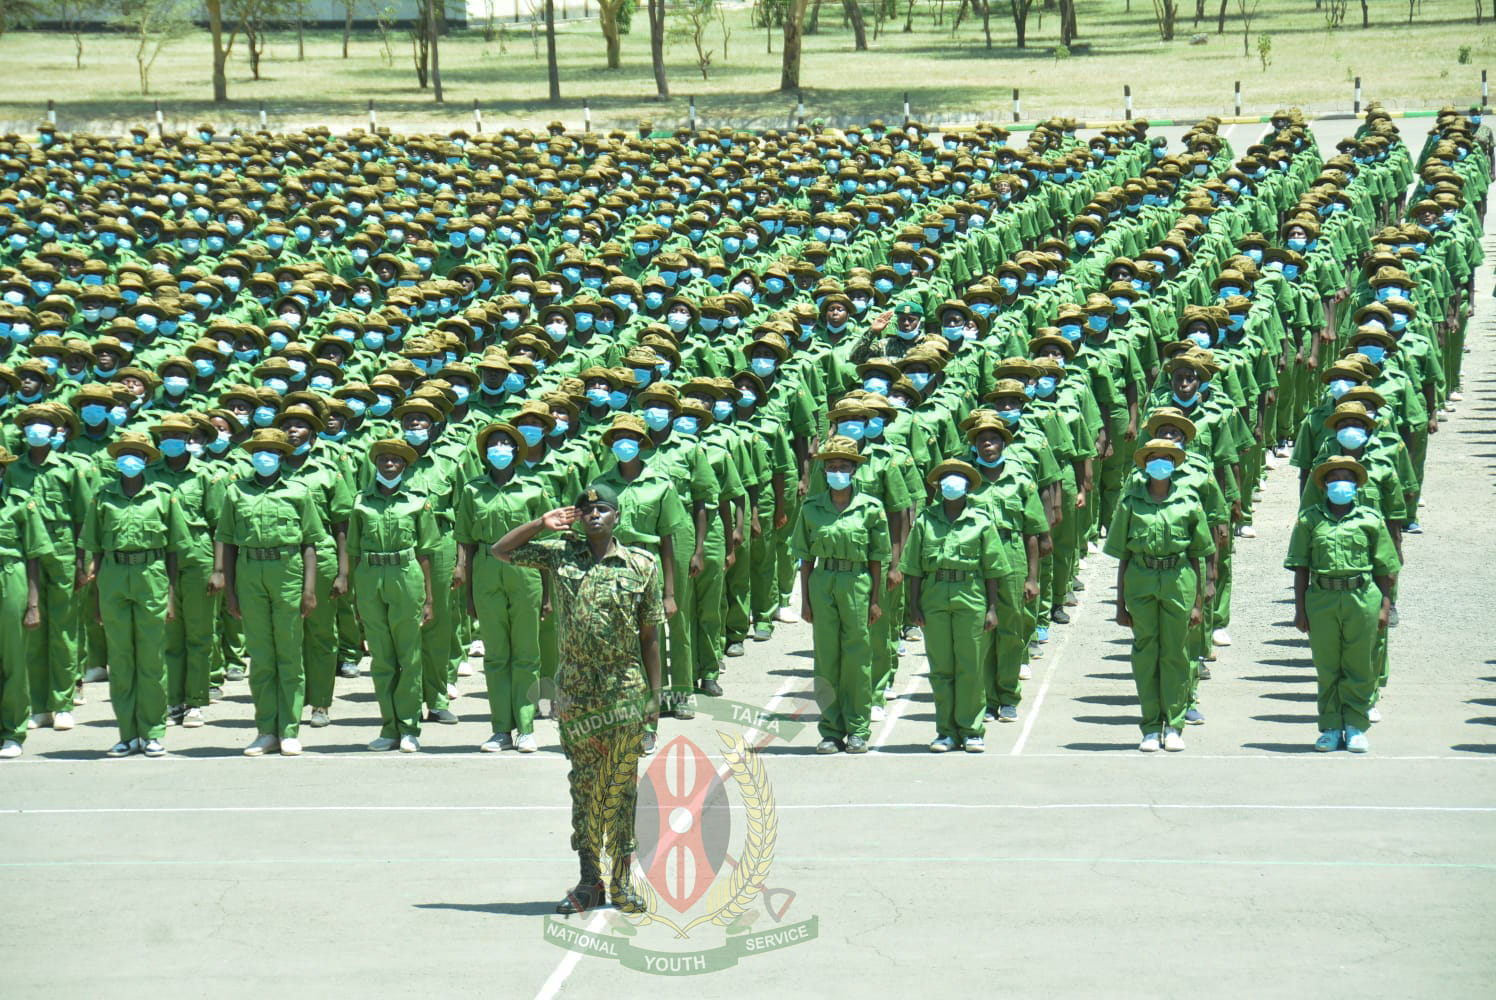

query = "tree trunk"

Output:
[[1060, 0, 1076, 43], [600, 1, 622, 68], [343, 4, 353, 57], [1193, 0, 1205, 25], [648, 0, 669, 98], [545, 0, 561, 101], [843, 0, 868, 48], [903, 0, 915, 32], [808, 0, 823, 33], [1216, 0, 1227, 32], [208, 0, 228, 103], [1013, 0, 1028, 46], [1359, 0, 1369, 25], [782, 0, 810, 90], [982, 0, 991, 47], [429, 0, 444, 102]]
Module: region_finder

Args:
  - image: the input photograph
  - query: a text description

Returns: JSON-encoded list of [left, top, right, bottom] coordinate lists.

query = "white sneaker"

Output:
[[398, 735, 419, 753], [1368, 705, 1382, 723], [516, 732, 538, 753], [1417, 497, 1426, 508], [1077, 557, 1088, 570], [1086, 542, 1100, 556], [0, 739, 21, 759], [870, 705, 885, 722], [1019, 663, 1032, 681], [446, 682, 460, 700], [279, 737, 302, 756], [929, 736, 956, 753], [53, 711, 74, 731], [884, 686, 895, 700], [82, 666, 109, 683], [468, 640, 485, 657], [774, 606, 800, 624], [183, 707, 205, 728], [368, 736, 398, 751], [456, 661, 473, 677], [1263, 452, 1278, 470], [1139, 732, 1161, 753], [243, 734, 279, 757], [1237, 525, 1257, 539], [1274, 444, 1292, 459], [1163, 728, 1185, 752], [1212, 629, 1232, 646], [1449, 391, 1463, 402], [28, 713, 51, 730], [480, 732, 512, 753]]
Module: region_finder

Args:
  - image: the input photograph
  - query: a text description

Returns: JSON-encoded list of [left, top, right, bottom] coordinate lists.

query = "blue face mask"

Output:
[[403, 427, 429, 447], [517, 424, 545, 447], [375, 470, 403, 488], [1144, 458, 1175, 481], [1035, 375, 1058, 398], [251, 450, 281, 476], [750, 357, 777, 378], [939, 475, 968, 501], [1086, 315, 1108, 334], [865, 416, 885, 438], [81, 404, 109, 426], [1335, 425, 1369, 450], [998, 408, 1022, 427], [1357, 345, 1386, 366], [1171, 391, 1199, 408], [503, 373, 527, 394], [825, 469, 853, 491], [673, 415, 699, 436], [163, 376, 190, 396], [1286, 237, 1308, 253], [158, 438, 188, 458], [1325, 480, 1358, 505], [712, 400, 733, 421], [23, 423, 55, 448], [116, 454, 147, 477], [907, 371, 932, 393], [642, 407, 672, 432], [836, 420, 866, 441], [371, 396, 394, 417], [1328, 379, 1354, 400], [608, 390, 630, 410], [1059, 324, 1083, 342], [486, 443, 515, 470], [611, 438, 641, 463]]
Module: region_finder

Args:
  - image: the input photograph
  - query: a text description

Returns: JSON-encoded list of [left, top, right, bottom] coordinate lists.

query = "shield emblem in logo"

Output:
[[636, 736, 731, 913]]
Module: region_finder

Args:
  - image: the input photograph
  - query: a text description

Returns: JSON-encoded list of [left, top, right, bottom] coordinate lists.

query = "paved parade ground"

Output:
[[4, 124, 1495, 999]]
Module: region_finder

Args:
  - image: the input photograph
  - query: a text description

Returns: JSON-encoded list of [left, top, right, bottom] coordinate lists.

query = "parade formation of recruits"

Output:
[[0, 100, 1484, 759]]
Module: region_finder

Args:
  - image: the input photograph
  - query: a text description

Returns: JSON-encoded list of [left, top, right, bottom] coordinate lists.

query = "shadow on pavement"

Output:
[[414, 900, 557, 917]]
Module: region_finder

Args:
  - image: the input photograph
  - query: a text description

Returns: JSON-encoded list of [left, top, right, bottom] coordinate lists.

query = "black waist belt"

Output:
[[1136, 553, 1183, 570], [110, 548, 164, 565], [1314, 573, 1367, 591], [243, 546, 296, 561], [818, 557, 861, 572], [933, 569, 973, 582], [362, 549, 413, 567]]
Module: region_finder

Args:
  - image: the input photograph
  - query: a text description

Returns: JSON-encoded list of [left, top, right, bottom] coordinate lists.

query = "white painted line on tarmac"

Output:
[[872, 648, 926, 751], [534, 910, 607, 1000], [6, 801, 1494, 817], [1010, 614, 1081, 756]]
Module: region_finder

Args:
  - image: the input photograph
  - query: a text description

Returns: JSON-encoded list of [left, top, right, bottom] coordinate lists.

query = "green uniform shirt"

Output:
[[0, 485, 53, 563], [215, 476, 328, 549], [1102, 484, 1214, 562], [590, 463, 691, 549], [789, 491, 892, 564], [899, 502, 1008, 580], [1284, 503, 1401, 578], [82, 478, 190, 556], [346, 487, 441, 560], [453, 474, 548, 547]]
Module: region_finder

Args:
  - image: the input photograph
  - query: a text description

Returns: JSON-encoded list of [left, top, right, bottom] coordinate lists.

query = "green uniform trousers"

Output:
[[723, 532, 753, 643], [776, 491, 803, 608], [985, 545, 1029, 712], [1305, 581, 1381, 732], [164, 559, 216, 709], [98, 560, 169, 743], [748, 523, 779, 628], [871, 571, 898, 707], [1050, 482, 1082, 613], [420, 538, 457, 712], [237, 553, 306, 740], [1125, 562, 1196, 735], [923, 580, 987, 743], [80, 578, 106, 671], [692, 523, 727, 683], [28, 551, 78, 716], [354, 560, 425, 739], [809, 567, 873, 742], [0, 562, 32, 745], [302, 543, 339, 710], [336, 591, 364, 667], [664, 535, 695, 706], [217, 605, 246, 684], [562, 707, 643, 862], [472, 552, 541, 736]]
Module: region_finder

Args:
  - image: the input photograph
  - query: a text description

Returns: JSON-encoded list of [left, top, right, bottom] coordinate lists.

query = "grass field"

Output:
[[1, 0, 1491, 133]]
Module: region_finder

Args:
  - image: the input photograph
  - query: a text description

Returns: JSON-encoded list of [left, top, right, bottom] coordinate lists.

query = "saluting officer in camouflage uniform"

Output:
[[494, 483, 665, 916]]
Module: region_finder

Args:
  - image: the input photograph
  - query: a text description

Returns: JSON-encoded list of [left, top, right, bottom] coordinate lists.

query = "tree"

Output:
[[0, 0, 41, 36], [544, 0, 560, 99], [596, 0, 628, 68], [647, 0, 668, 98], [781, 0, 809, 90], [842, 0, 867, 48], [1058, 0, 1076, 44], [341, 0, 356, 55], [1234, 0, 1258, 54], [1013, 0, 1034, 46], [117, 0, 192, 95], [48, 0, 115, 68], [207, 0, 228, 101], [427, 0, 443, 102], [228, 0, 296, 81], [1151, 0, 1178, 39]]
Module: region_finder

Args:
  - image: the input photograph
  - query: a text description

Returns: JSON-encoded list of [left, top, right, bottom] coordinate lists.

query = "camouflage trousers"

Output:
[[561, 704, 644, 863]]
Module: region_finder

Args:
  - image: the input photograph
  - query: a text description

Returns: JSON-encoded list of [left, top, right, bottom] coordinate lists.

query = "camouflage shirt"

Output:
[[509, 535, 666, 708]]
